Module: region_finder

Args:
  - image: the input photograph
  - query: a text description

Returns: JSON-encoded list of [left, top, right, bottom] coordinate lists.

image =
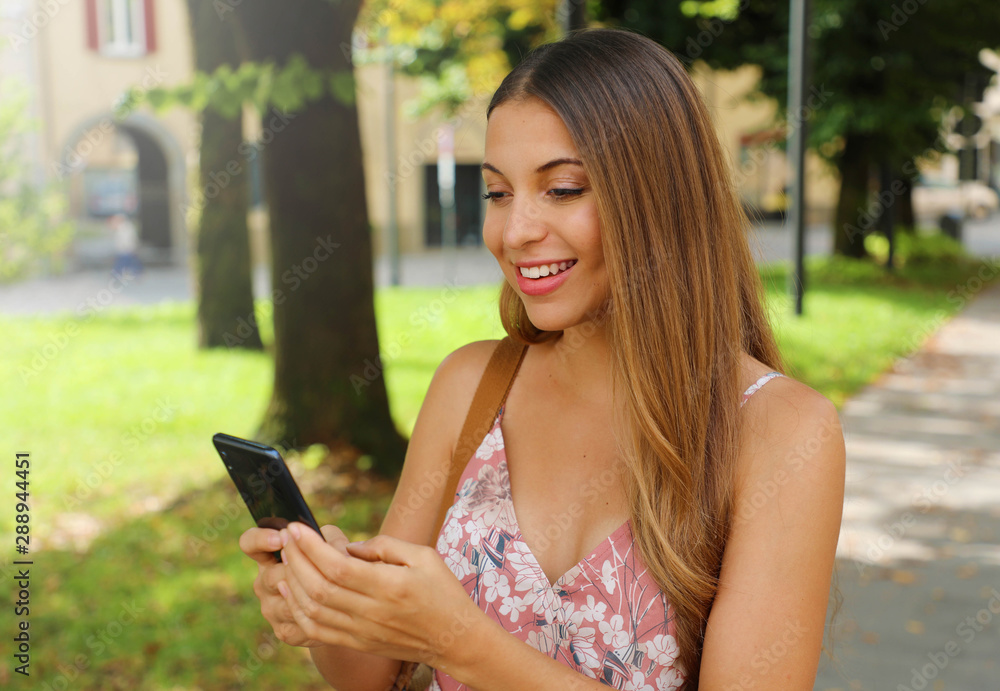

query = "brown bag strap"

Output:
[[431, 336, 528, 542]]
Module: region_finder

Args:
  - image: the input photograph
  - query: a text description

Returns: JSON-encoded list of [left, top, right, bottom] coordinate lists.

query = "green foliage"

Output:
[[0, 79, 73, 282], [626, 0, 1000, 170], [864, 228, 971, 267], [135, 54, 357, 118], [355, 0, 561, 117]]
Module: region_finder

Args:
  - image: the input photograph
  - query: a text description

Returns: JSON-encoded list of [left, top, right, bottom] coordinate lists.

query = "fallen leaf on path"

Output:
[[956, 563, 979, 579], [891, 569, 917, 584]]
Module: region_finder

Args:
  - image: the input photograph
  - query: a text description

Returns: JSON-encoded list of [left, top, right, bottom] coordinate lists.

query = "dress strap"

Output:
[[433, 337, 528, 541], [740, 371, 784, 408]]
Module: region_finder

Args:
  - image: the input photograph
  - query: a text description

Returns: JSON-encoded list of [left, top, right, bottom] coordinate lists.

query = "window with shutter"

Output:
[[90, 0, 153, 57]]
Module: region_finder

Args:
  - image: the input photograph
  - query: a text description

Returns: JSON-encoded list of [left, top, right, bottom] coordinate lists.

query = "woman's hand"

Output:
[[276, 522, 486, 676], [238, 524, 351, 648]]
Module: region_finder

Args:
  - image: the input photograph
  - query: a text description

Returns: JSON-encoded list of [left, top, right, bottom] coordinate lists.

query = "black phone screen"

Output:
[[212, 433, 322, 558]]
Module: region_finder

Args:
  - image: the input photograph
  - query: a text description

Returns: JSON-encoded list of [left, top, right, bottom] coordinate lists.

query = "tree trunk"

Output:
[[239, 0, 407, 475], [897, 172, 916, 234], [833, 134, 873, 259], [188, 0, 262, 350]]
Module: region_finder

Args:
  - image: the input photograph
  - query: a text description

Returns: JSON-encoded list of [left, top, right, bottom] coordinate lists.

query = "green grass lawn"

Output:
[[0, 252, 995, 689]]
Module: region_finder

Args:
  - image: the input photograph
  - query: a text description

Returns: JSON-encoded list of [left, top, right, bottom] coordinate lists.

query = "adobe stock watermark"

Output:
[[182, 109, 296, 223], [5, 0, 71, 52], [896, 255, 1000, 359], [860, 457, 967, 566], [19, 271, 138, 384], [62, 398, 179, 510], [724, 618, 808, 689], [231, 631, 281, 684], [221, 233, 341, 347], [733, 413, 843, 528], [730, 83, 833, 191], [36, 599, 145, 691], [896, 587, 1000, 691], [682, 0, 752, 61], [878, 0, 930, 40], [50, 65, 168, 179], [350, 280, 463, 393]]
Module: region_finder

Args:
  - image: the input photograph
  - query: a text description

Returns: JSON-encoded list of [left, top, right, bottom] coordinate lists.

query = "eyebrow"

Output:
[[480, 158, 584, 177]]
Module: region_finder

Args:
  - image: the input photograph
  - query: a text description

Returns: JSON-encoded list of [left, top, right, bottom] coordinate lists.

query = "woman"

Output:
[[239, 28, 846, 690]]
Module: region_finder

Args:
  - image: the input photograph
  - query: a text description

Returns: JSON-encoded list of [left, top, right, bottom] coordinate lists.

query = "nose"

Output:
[[502, 196, 548, 250]]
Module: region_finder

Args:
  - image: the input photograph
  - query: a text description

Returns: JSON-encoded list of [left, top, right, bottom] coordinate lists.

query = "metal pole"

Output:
[[385, 53, 400, 286], [559, 0, 587, 34], [384, 36, 400, 286], [881, 162, 895, 272], [786, 0, 810, 316]]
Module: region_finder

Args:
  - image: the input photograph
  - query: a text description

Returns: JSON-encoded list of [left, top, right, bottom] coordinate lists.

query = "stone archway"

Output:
[[60, 112, 187, 266]]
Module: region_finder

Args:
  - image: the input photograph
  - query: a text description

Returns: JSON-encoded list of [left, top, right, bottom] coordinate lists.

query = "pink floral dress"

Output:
[[431, 371, 784, 690]]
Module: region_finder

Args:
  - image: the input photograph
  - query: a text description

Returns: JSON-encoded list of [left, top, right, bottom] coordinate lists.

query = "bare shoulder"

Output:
[[377, 339, 501, 547], [737, 365, 845, 486], [699, 366, 845, 687]]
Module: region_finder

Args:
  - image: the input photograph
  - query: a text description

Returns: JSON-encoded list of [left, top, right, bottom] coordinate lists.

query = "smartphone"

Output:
[[212, 432, 322, 560]]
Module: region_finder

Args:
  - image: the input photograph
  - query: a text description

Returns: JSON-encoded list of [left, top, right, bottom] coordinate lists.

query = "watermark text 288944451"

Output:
[[13, 451, 33, 677]]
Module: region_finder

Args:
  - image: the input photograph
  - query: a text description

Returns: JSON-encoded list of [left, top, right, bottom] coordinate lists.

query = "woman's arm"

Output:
[[281, 524, 616, 691], [698, 380, 847, 689], [302, 340, 501, 689]]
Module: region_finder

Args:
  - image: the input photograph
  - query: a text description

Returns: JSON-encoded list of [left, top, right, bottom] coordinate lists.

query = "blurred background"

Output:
[[1, 0, 999, 689]]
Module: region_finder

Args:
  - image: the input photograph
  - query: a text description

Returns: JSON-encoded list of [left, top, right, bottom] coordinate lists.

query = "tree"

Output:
[[226, 0, 408, 474], [356, 0, 561, 115], [0, 79, 72, 282], [599, 0, 1000, 258], [186, 0, 262, 349]]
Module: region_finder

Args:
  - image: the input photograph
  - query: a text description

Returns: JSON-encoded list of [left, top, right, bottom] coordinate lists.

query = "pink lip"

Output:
[[514, 262, 576, 296]]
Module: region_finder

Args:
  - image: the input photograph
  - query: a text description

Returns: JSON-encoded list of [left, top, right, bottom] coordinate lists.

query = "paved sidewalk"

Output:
[[815, 272, 1000, 690]]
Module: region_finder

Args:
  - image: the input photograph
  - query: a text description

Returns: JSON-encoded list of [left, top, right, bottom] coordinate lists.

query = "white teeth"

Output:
[[518, 259, 577, 279]]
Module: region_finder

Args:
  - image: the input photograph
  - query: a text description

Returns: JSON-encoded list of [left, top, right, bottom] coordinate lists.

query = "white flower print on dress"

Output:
[[481, 569, 510, 603], [655, 667, 685, 690], [599, 559, 619, 595], [644, 633, 680, 667], [444, 549, 471, 580], [431, 412, 688, 691], [443, 517, 463, 547], [598, 614, 630, 648], [578, 594, 608, 623], [475, 426, 504, 459], [463, 519, 485, 547], [498, 594, 527, 623]]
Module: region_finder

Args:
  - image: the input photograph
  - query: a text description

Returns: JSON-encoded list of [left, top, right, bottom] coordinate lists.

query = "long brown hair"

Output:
[[488, 28, 788, 685]]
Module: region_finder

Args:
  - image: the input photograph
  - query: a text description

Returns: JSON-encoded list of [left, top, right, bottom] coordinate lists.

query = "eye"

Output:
[[482, 191, 509, 204], [550, 188, 584, 198]]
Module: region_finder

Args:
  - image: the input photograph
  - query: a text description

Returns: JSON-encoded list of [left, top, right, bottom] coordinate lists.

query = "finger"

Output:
[[345, 533, 423, 567], [280, 534, 371, 631], [288, 522, 403, 597], [320, 524, 350, 553], [239, 527, 282, 565], [280, 566, 435, 660]]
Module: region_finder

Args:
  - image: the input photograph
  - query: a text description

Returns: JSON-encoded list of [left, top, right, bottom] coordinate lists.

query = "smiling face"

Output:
[[481, 97, 608, 334]]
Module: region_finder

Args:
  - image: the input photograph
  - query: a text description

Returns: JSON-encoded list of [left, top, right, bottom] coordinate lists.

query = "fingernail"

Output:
[[269, 533, 282, 550], [289, 523, 301, 540], [280, 548, 288, 564], [277, 581, 289, 598], [279, 529, 289, 547], [346, 541, 365, 548]]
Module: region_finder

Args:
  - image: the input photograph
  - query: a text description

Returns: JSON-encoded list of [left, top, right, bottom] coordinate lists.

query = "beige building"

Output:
[[3, 0, 195, 265], [5, 0, 839, 270]]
